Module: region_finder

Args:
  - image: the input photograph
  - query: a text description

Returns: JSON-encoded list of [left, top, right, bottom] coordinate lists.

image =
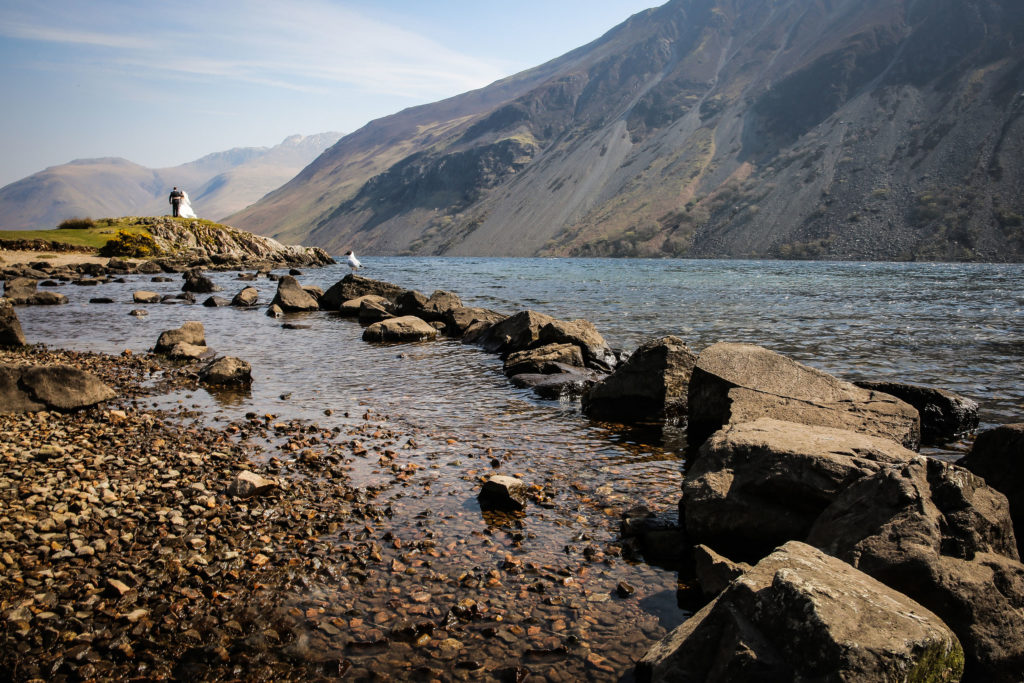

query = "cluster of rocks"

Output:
[[150, 320, 252, 386]]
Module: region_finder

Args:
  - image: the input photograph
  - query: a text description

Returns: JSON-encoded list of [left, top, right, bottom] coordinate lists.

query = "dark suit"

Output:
[[169, 189, 184, 217]]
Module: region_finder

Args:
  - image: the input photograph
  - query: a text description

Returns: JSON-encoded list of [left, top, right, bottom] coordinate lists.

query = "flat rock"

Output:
[[636, 541, 964, 683], [508, 368, 599, 400], [202, 296, 231, 307], [583, 336, 696, 422], [362, 316, 437, 343], [688, 342, 920, 450], [682, 418, 918, 559], [167, 342, 211, 361]]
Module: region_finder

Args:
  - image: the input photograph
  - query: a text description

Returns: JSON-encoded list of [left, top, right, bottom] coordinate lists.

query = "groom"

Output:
[[168, 187, 184, 217]]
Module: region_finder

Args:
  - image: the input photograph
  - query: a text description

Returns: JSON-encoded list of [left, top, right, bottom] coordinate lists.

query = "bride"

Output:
[[178, 191, 197, 219]]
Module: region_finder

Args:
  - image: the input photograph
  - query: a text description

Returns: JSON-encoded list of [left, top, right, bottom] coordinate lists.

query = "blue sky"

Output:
[[0, 0, 660, 186]]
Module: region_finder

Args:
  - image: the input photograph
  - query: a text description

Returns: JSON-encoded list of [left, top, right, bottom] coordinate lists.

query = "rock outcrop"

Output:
[[583, 336, 696, 422], [143, 218, 333, 267], [688, 342, 920, 450], [636, 541, 964, 683]]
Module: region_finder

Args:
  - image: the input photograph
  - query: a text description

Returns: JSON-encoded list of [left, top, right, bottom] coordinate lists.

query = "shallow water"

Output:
[[13, 257, 1024, 677]]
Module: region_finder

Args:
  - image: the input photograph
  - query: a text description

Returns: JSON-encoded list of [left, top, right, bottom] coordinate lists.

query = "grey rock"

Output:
[[636, 541, 964, 683], [688, 342, 920, 450], [14, 364, 116, 411], [583, 336, 696, 422]]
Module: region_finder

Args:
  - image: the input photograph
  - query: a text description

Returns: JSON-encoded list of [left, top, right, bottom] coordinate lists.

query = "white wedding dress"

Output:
[[178, 191, 197, 219]]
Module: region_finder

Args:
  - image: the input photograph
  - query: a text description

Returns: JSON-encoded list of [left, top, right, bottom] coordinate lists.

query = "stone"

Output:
[[808, 457, 1023, 681], [538, 319, 617, 371], [129, 309, 148, 317], [133, 291, 161, 304], [89, 297, 115, 304], [503, 343, 584, 377], [636, 541, 964, 683], [362, 316, 438, 343], [226, 470, 277, 499], [230, 287, 259, 307], [3, 278, 67, 306], [320, 274, 407, 310], [692, 545, 752, 598], [182, 269, 220, 293], [199, 357, 252, 386], [136, 260, 163, 274], [202, 296, 231, 307], [15, 365, 116, 411], [0, 366, 45, 413], [444, 307, 506, 337], [474, 310, 558, 356], [266, 304, 283, 318], [339, 295, 390, 317], [583, 336, 696, 422], [508, 367, 600, 400], [619, 506, 686, 564], [393, 290, 429, 317], [478, 475, 529, 511], [688, 342, 920, 450], [270, 276, 319, 312], [0, 299, 27, 346], [358, 298, 394, 323], [420, 291, 463, 322], [154, 321, 205, 354], [683, 418, 918, 560], [856, 380, 979, 445], [958, 423, 1024, 557], [166, 342, 211, 361]]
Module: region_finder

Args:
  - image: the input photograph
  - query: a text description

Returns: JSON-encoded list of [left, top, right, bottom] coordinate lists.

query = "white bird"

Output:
[[345, 250, 362, 270]]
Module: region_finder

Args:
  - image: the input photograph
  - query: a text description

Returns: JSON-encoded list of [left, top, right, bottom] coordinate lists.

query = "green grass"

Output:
[[1, 218, 150, 250]]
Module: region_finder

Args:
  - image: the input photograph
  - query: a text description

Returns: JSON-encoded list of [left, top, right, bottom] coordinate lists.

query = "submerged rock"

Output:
[[688, 342, 920, 450], [636, 541, 964, 683]]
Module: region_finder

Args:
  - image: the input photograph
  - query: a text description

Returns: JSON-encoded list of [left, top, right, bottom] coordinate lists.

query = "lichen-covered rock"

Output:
[[809, 457, 1024, 681], [636, 541, 964, 683], [688, 342, 920, 450], [683, 418, 918, 559], [362, 316, 437, 343], [583, 336, 696, 422]]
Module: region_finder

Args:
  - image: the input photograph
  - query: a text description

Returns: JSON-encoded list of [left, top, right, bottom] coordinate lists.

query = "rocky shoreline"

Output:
[[2, 263, 1022, 681]]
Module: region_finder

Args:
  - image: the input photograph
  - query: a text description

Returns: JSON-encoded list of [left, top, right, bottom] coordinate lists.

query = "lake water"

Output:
[[12, 257, 1024, 677]]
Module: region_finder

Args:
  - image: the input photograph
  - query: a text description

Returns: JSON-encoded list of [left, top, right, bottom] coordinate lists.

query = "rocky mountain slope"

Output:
[[0, 133, 341, 230], [230, 0, 1024, 261]]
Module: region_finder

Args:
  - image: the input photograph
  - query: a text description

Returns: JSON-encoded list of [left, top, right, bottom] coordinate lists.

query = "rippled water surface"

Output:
[[13, 257, 1024, 676]]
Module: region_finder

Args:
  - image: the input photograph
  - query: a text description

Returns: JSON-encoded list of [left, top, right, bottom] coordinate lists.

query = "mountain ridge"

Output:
[[230, 0, 1024, 261]]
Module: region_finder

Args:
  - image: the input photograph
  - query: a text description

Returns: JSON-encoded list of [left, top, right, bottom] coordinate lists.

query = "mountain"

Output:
[[230, 0, 1024, 261], [0, 133, 342, 230]]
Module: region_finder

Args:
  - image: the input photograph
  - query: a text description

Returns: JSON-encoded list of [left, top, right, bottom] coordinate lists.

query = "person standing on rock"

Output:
[[168, 187, 184, 217]]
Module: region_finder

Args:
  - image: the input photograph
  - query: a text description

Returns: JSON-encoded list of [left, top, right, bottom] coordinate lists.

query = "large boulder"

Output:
[[0, 299, 27, 346], [958, 423, 1024, 557], [230, 286, 259, 307], [503, 343, 584, 377], [636, 541, 964, 683], [362, 316, 437, 343], [688, 342, 920, 450], [682, 418, 919, 560], [474, 310, 557, 356], [270, 276, 319, 312], [808, 457, 1024, 681], [582, 336, 696, 422], [445, 307, 506, 337], [0, 364, 116, 413], [856, 380, 979, 445], [537, 319, 617, 371], [154, 321, 206, 354], [320, 274, 406, 310], [199, 357, 252, 386]]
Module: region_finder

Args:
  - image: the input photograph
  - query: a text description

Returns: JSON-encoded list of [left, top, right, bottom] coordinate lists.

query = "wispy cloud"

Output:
[[0, 0, 508, 100]]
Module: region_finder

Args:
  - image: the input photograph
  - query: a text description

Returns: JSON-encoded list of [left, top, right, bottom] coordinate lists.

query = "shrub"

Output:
[[58, 217, 95, 230], [100, 230, 160, 258]]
